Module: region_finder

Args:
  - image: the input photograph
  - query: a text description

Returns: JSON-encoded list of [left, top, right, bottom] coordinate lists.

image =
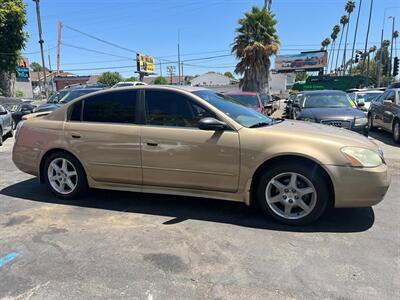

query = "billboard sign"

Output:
[[136, 53, 155, 74], [275, 51, 327, 72]]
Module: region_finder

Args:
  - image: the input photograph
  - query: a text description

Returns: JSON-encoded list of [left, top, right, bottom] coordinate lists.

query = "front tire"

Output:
[[44, 152, 88, 199], [393, 120, 400, 144], [256, 162, 330, 225], [368, 114, 376, 132]]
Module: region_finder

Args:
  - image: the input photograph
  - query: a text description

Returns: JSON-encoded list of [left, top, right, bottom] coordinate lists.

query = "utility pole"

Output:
[[33, 0, 47, 97], [57, 22, 62, 76], [159, 61, 162, 77], [389, 16, 395, 77], [167, 66, 175, 85], [181, 63, 184, 84], [177, 30, 181, 85]]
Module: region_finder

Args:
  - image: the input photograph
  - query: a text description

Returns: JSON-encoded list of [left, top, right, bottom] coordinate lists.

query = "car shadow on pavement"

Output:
[[369, 130, 398, 147], [1, 178, 375, 233]]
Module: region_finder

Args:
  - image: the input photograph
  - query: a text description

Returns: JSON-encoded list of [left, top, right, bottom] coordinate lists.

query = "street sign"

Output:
[[16, 67, 30, 78], [136, 53, 155, 74]]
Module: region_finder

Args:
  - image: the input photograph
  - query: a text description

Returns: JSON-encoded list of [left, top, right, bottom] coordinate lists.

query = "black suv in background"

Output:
[[368, 88, 400, 144]]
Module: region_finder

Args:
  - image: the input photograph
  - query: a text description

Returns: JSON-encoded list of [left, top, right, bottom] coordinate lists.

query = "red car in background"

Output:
[[224, 91, 271, 115]]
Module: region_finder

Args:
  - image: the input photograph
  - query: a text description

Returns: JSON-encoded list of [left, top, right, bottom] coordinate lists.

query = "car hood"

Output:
[[259, 119, 379, 150], [298, 107, 366, 120], [35, 103, 62, 113]]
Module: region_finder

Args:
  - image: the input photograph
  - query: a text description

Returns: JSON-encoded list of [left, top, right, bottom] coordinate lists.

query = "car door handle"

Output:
[[71, 133, 81, 139], [146, 142, 158, 147]]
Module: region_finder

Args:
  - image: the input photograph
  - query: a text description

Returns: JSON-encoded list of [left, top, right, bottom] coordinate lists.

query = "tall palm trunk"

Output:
[[349, 0, 362, 75], [329, 40, 336, 72], [335, 27, 345, 72], [362, 0, 374, 75], [342, 13, 351, 75]]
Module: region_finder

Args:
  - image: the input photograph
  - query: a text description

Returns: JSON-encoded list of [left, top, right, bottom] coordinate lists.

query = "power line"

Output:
[[62, 65, 136, 72], [61, 42, 133, 59]]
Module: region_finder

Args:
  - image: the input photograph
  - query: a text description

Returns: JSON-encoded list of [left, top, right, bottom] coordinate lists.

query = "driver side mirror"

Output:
[[198, 117, 228, 131], [0, 110, 7, 115], [357, 102, 365, 107], [383, 100, 393, 105]]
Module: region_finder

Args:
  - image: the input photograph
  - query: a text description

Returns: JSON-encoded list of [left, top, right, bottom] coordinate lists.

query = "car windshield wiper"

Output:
[[249, 122, 270, 128]]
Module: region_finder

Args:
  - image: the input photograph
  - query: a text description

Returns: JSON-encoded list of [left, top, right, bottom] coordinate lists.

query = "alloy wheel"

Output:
[[265, 172, 317, 220], [47, 158, 78, 195]]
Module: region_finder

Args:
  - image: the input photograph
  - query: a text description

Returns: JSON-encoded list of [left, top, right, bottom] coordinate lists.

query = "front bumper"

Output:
[[326, 164, 391, 207]]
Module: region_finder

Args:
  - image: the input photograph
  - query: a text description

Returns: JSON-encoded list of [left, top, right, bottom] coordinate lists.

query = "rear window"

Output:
[[227, 94, 259, 108], [70, 91, 137, 124]]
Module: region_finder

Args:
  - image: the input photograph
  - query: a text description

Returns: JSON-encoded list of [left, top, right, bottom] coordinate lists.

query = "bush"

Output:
[[154, 76, 168, 85], [15, 90, 24, 97]]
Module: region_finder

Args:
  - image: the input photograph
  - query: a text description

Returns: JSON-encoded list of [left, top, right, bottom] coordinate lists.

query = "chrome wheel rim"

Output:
[[394, 123, 400, 141], [47, 158, 78, 195], [265, 172, 317, 220]]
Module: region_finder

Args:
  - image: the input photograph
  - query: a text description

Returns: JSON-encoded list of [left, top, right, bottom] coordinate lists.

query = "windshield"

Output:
[[193, 90, 273, 128], [356, 92, 383, 103], [10, 105, 19, 112], [60, 89, 98, 103], [227, 94, 260, 108], [303, 93, 354, 108], [260, 93, 270, 105]]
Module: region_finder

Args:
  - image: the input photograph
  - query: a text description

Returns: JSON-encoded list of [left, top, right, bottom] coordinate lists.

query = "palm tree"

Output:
[[349, 0, 362, 75], [232, 6, 279, 92], [329, 25, 341, 72], [341, 0, 356, 74], [335, 15, 349, 73], [321, 38, 331, 50]]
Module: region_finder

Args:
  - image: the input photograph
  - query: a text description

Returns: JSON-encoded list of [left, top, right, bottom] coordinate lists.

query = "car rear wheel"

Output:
[[44, 152, 88, 199], [393, 120, 400, 144], [256, 162, 329, 225], [368, 114, 376, 132]]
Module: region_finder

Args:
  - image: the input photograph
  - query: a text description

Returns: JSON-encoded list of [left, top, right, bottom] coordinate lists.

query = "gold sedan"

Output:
[[12, 86, 391, 225]]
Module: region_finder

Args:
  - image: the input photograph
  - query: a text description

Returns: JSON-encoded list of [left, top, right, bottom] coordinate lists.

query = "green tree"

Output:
[[154, 76, 168, 84], [224, 71, 235, 79], [295, 72, 308, 82], [30, 61, 49, 72], [321, 38, 331, 50], [329, 25, 341, 72], [232, 6, 279, 92], [97, 72, 123, 86], [0, 0, 28, 96], [125, 76, 138, 82]]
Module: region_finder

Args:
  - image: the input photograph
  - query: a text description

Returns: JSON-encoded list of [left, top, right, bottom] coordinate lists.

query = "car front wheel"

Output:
[[44, 152, 87, 199], [393, 120, 400, 144], [256, 162, 329, 225]]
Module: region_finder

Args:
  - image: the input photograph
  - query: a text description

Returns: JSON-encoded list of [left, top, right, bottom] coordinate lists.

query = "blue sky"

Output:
[[23, 0, 400, 77]]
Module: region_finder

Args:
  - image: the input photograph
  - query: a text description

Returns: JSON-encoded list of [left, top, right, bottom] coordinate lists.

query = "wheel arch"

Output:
[[39, 148, 88, 184], [249, 155, 335, 207]]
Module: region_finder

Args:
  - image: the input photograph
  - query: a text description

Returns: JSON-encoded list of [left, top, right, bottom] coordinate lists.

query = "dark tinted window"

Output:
[[145, 90, 214, 127], [79, 91, 137, 123], [70, 100, 83, 121], [228, 94, 259, 108], [386, 91, 395, 102]]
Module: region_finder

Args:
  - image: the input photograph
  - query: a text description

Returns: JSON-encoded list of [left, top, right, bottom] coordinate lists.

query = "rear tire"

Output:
[[44, 151, 88, 199], [393, 120, 400, 144], [368, 114, 376, 132], [256, 162, 330, 225]]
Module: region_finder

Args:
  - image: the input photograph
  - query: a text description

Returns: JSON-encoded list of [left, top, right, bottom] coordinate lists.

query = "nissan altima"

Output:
[[12, 86, 391, 225]]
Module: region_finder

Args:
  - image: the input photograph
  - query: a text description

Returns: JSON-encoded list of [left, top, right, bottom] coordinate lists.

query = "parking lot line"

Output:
[[0, 252, 20, 269]]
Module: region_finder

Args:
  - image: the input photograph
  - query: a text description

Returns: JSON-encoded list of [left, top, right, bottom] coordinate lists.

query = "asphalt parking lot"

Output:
[[1, 126, 399, 299]]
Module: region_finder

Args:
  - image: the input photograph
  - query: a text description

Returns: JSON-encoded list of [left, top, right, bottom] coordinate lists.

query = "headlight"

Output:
[[302, 117, 316, 123], [354, 117, 368, 126], [341, 147, 383, 167], [15, 121, 24, 140]]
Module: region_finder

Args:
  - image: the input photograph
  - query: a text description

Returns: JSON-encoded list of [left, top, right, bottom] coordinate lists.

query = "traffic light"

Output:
[[355, 53, 360, 63], [394, 57, 399, 77]]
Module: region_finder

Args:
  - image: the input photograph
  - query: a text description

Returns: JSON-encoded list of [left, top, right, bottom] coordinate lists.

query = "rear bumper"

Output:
[[12, 142, 41, 177], [326, 164, 391, 207]]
